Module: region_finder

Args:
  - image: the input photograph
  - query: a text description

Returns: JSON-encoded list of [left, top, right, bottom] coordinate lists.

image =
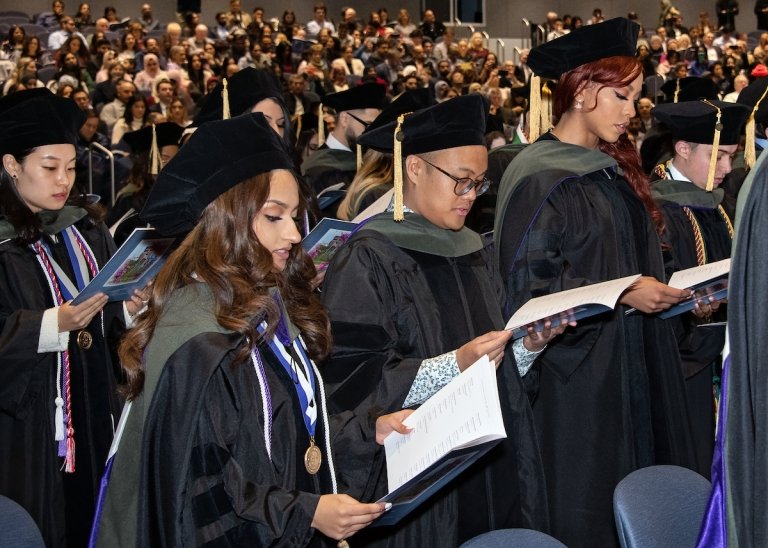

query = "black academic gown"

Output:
[[651, 177, 733, 479], [494, 137, 698, 548], [321, 213, 549, 547], [0, 211, 124, 548], [301, 146, 357, 217], [94, 283, 333, 547]]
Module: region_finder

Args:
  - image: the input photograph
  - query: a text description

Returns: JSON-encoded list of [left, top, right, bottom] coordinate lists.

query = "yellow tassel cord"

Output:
[[541, 82, 552, 136], [149, 124, 160, 175], [745, 115, 757, 170], [222, 78, 230, 120], [317, 103, 325, 146], [356, 144, 362, 170], [744, 85, 768, 170], [703, 100, 722, 193], [529, 75, 542, 141], [293, 114, 302, 140], [393, 114, 405, 221], [673, 78, 681, 103]]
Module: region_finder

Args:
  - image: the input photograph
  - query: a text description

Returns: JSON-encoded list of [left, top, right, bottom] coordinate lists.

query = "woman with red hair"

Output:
[[494, 18, 698, 548]]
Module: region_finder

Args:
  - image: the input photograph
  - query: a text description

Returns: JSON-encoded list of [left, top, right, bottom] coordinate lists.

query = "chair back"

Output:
[[613, 465, 711, 548], [460, 528, 567, 547], [0, 495, 45, 548]]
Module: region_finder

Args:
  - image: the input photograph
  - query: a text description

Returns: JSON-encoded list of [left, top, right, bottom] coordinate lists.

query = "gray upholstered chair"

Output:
[[0, 495, 45, 548], [613, 464, 711, 548], [460, 528, 567, 547]]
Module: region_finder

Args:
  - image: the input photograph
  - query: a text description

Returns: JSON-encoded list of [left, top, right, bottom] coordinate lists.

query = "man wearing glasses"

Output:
[[320, 94, 561, 545], [301, 83, 385, 214]]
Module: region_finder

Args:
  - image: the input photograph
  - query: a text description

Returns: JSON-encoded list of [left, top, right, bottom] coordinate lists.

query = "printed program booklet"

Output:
[[657, 258, 730, 319], [504, 274, 642, 339], [372, 355, 506, 527], [72, 228, 175, 304]]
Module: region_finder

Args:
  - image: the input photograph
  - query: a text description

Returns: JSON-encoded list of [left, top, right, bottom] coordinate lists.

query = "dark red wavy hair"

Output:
[[553, 56, 663, 234]]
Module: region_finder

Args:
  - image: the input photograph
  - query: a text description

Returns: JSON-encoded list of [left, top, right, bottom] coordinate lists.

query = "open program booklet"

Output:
[[504, 274, 642, 339], [657, 258, 730, 319], [72, 228, 175, 304], [372, 355, 506, 527]]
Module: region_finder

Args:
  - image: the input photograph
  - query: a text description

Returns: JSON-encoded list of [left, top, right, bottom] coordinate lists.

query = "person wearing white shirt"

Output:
[[306, 3, 336, 41], [48, 16, 88, 51]]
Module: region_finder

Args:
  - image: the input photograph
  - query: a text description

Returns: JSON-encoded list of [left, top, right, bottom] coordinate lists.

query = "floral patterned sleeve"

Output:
[[402, 340, 544, 408], [512, 337, 544, 377], [402, 350, 460, 408]]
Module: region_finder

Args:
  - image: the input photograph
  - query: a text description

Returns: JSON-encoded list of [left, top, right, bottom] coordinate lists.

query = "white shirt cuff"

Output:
[[38, 307, 69, 353]]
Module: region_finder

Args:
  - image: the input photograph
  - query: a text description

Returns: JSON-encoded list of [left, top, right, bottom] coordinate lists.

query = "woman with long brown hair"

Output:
[[494, 18, 698, 547], [93, 112, 403, 547]]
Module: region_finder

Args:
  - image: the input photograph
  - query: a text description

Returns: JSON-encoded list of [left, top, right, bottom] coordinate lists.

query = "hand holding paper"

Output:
[[619, 276, 692, 314], [505, 274, 641, 339]]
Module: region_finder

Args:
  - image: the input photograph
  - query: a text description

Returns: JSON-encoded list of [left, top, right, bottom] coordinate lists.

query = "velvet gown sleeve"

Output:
[[139, 333, 320, 547], [504, 176, 608, 383], [0, 243, 51, 417], [321, 233, 427, 500]]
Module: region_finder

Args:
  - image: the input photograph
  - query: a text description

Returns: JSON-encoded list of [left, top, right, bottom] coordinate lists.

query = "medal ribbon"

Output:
[[269, 317, 317, 439]]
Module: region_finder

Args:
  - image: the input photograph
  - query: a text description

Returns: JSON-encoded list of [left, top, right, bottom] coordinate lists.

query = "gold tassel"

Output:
[[529, 75, 542, 141], [293, 113, 302, 139], [674, 78, 681, 103], [704, 100, 722, 192], [744, 84, 768, 170], [541, 82, 552, 135], [356, 144, 362, 170], [745, 114, 757, 170], [149, 123, 160, 175], [317, 103, 325, 146], [222, 78, 230, 120], [393, 114, 405, 222]]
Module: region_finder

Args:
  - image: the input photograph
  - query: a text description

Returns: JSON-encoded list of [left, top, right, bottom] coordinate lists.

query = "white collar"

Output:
[[668, 161, 692, 182], [325, 133, 351, 152]]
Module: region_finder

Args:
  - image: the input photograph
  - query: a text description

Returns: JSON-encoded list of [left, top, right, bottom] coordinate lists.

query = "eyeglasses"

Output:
[[417, 156, 491, 196], [346, 112, 371, 128]]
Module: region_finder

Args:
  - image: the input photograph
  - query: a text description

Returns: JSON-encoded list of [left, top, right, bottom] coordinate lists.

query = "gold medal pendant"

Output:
[[304, 437, 322, 475], [76, 330, 93, 350]]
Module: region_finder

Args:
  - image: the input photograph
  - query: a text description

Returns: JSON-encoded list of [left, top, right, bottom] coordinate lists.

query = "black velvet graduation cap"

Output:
[[358, 88, 431, 146], [0, 88, 85, 153], [736, 77, 768, 168], [357, 93, 488, 155], [527, 18, 640, 80], [660, 77, 719, 103], [140, 113, 294, 236], [122, 122, 184, 153], [356, 94, 488, 221], [193, 67, 284, 126], [652, 99, 750, 191], [737, 76, 768, 123], [322, 82, 387, 113], [652, 100, 750, 145]]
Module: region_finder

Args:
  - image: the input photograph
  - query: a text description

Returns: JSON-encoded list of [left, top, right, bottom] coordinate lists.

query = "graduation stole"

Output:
[[655, 161, 734, 266], [249, 297, 337, 488], [31, 225, 100, 473]]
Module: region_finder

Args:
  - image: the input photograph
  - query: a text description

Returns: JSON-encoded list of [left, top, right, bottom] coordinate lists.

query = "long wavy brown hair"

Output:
[[119, 171, 331, 400], [553, 56, 664, 234]]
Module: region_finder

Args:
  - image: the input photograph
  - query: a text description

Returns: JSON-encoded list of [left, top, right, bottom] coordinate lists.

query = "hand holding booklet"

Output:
[[372, 355, 506, 527], [72, 228, 175, 305], [657, 258, 730, 319], [504, 274, 642, 339]]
